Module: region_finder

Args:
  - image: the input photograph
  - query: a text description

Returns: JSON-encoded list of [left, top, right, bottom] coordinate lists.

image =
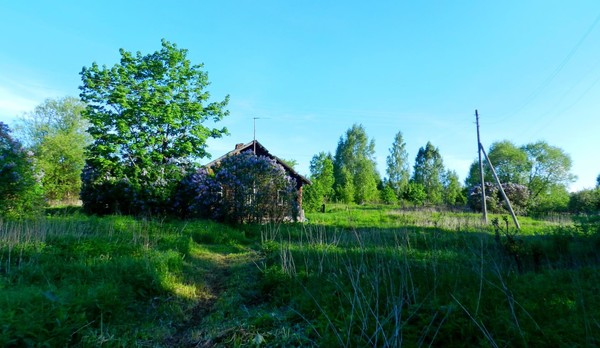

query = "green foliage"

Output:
[[335, 166, 355, 204], [79, 39, 229, 215], [280, 158, 298, 169], [569, 188, 600, 214], [443, 170, 465, 205], [523, 141, 575, 204], [405, 181, 427, 205], [0, 122, 45, 218], [333, 124, 379, 204], [380, 182, 398, 205], [386, 131, 410, 198], [465, 140, 576, 214], [465, 140, 528, 188], [261, 207, 600, 346], [15, 97, 89, 203], [3, 206, 599, 346], [532, 184, 570, 213], [0, 215, 195, 345], [412, 141, 445, 204], [303, 152, 335, 212]]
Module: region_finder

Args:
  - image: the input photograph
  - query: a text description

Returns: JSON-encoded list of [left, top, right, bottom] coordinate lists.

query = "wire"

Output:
[[486, 10, 600, 125]]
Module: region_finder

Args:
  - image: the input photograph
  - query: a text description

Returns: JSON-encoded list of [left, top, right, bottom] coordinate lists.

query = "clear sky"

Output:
[[1, 1, 599, 190]]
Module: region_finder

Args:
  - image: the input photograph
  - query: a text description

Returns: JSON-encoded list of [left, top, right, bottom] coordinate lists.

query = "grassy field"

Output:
[[1, 205, 599, 346]]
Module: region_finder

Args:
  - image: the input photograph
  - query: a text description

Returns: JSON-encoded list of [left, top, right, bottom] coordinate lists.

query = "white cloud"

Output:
[[0, 72, 65, 123]]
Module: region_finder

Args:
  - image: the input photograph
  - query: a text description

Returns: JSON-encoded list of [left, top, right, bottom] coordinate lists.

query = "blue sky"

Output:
[[1, 1, 599, 190]]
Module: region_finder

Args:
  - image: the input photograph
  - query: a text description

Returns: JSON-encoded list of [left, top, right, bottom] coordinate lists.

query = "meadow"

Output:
[[0, 205, 598, 346]]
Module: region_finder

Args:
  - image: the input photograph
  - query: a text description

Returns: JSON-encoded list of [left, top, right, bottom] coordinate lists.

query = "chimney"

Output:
[[235, 143, 245, 150]]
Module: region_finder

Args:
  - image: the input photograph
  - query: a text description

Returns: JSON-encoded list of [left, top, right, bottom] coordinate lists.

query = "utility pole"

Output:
[[476, 110, 488, 224], [480, 147, 521, 230]]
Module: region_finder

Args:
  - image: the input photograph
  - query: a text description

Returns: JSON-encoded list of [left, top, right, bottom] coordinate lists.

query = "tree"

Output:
[[0, 122, 45, 217], [443, 170, 465, 205], [303, 152, 335, 212], [412, 142, 445, 204], [79, 39, 229, 215], [522, 141, 575, 205], [333, 124, 379, 204], [380, 181, 398, 205], [15, 97, 89, 202], [280, 158, 298, 169], [405, 182, 426, 206], [569, 188, 600, 214], [465, 140, 528, 188], [596, 173, 600, 188], [464, 140, 575, 212], [386, 131, 410, 199]]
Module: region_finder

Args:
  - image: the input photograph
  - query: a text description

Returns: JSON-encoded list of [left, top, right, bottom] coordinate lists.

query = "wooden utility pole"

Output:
[[475, 110, 488, 224], [480, 147, 521, 230]]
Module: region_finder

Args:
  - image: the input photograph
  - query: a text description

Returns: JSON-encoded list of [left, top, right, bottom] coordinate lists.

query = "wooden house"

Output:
[[205, 140, 311, 221]]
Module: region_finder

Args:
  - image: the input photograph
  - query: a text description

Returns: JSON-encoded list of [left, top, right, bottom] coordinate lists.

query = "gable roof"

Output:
[[205, 140, 311, 186]]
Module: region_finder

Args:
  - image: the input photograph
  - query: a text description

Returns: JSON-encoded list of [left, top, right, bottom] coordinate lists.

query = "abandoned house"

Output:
[[205, 140, 311, 221]]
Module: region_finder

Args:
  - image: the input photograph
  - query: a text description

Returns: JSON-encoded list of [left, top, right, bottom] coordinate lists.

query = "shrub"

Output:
[[174, 151, 299, 223], [0, 122, 45, 218], [468, 182, 529, 215], [568, 188, 600, 214], [380, 184, 398, 205], [80, 161, 189, 216], [172, 167, 222, 219]]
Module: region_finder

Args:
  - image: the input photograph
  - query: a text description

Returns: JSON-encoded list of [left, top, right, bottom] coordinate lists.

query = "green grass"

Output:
[[1, 205, 599, 346]]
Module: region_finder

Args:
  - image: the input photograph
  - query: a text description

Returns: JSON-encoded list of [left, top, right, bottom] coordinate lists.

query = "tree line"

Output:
[[303, 124, 599, 215], [1, 39, 599, 219]]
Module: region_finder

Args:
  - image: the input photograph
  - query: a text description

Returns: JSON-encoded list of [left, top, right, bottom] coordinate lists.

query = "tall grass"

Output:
[[259, 207, 600, 346], [0, 214, 193, 346]]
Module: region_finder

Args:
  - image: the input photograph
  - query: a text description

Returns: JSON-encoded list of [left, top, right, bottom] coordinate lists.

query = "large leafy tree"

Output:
[[465, 140, 575, 212], [386, 131, 410, 199], [333, 124, 379, 204], [522, 141, 574, 211], [412, 141, 445, 204], [303, 152, 335, 212], [15, 97, 89, 202], [79, 39, 229, 215], [465, 140, 528, 188]]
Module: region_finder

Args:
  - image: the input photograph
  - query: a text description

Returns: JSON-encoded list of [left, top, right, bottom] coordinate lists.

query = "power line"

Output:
[[487, 10, 600, 125]]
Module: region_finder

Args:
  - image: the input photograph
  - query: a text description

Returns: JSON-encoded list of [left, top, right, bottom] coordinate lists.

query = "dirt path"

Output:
[[163, 244, 260, 347]]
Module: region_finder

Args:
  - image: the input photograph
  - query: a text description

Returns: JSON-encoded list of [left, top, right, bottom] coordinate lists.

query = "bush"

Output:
[[568, 188, 600, 214], [0, 122, 45, 218], [80, 161, 188, 216], [468, 182, 529, 215], [174, 151, 299, 223], [172, 167, 222, 219]]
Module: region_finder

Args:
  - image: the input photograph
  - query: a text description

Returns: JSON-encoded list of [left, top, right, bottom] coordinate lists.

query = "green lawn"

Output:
[[1, 206, 598, 346]]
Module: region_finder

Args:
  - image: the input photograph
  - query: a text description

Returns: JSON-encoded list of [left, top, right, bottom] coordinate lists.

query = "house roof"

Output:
[[205, 140, 311, 186]]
